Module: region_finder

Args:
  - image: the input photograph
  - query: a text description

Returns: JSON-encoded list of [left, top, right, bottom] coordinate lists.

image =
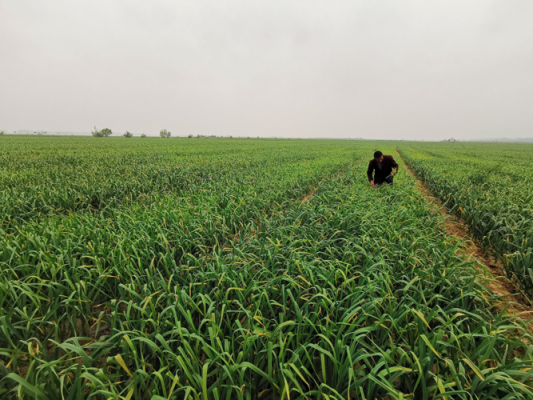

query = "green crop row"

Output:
[[1, 137, 532, 399], [398, 143, 533, 297], [1, 141, 355, 349], [0, 137, 355, 228]]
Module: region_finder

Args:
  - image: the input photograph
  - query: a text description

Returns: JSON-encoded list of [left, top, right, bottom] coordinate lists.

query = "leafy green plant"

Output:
[[123, 131, 133, 138]]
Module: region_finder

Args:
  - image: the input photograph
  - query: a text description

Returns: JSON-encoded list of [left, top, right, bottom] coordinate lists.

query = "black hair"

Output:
[[374, 151, 383, 159]]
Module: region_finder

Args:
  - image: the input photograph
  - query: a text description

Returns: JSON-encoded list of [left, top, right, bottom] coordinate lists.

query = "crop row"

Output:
[[1, 145, 355, 352], [398, 143, 533, 297], [0, 137, 356, 228]]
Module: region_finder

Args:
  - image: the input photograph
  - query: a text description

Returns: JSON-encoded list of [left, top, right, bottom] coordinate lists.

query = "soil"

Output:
[[396, 150, 533, 325], [300, 189, 314, 203]]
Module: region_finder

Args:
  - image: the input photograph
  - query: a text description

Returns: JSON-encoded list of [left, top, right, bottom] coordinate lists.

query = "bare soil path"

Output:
[[395, 150, 533, 324]]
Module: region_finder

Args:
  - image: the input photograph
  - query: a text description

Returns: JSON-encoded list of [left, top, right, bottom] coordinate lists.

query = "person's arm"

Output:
[[367, 161, 375, 187], [390, 157, 399, 175]]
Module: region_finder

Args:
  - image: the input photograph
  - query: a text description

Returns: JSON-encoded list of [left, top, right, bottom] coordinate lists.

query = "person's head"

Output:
[[374, 151, 383, 162]]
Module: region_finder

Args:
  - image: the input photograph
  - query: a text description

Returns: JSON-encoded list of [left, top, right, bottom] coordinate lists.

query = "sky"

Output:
[[1, 0, 532, 140]]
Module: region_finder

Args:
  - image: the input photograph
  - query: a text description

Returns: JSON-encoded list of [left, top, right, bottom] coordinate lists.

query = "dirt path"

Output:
[[395, 150, 533, 322]]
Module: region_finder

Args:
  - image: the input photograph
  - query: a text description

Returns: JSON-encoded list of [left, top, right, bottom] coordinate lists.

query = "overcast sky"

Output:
[[1, 1, 532, 140]]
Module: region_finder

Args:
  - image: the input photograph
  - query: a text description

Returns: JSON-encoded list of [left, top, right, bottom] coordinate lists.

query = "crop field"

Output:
[[1, 136, 533, 399], [399, 143, 533, 298]]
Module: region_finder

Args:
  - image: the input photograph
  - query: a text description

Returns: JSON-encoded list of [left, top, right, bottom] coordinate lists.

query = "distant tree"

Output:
[[123, 131, 133, 138], [91, 127, 113, 137], [141, 134, 147, 138], [0, 131, 4, 136], [188, 134, 193, 138], [160, 129, 171, 138]]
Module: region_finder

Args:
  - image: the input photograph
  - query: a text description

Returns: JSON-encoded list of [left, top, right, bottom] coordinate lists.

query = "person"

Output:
[[367, 151, 399, 188]]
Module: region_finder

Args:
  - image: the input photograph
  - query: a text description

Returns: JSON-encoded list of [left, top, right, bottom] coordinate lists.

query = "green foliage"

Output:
[[91, 126, 113, 137], [141, 134, 146, 138], [159, 129, 171, 138], [123, 131, 133, 138], [399, 143, 533, 297], [188, 134, 193, 138], [0, 137, 532, 398]]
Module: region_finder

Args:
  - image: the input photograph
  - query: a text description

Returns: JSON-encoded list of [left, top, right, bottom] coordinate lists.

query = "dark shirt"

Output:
[[367, 155, 399, 182]]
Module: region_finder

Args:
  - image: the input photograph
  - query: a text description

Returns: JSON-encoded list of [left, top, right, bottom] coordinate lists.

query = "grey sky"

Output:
[[1, 0, 532, 140]]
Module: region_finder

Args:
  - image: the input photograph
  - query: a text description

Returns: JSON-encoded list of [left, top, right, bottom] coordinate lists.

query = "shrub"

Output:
[[141, 134, 146, 138], [123, 131, 133, 138], [160, 129, 171, 138], [91, 127, 113, 137]]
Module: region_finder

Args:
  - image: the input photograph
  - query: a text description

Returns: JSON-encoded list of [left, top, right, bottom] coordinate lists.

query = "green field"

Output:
[[1, 136, 533, 399]]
